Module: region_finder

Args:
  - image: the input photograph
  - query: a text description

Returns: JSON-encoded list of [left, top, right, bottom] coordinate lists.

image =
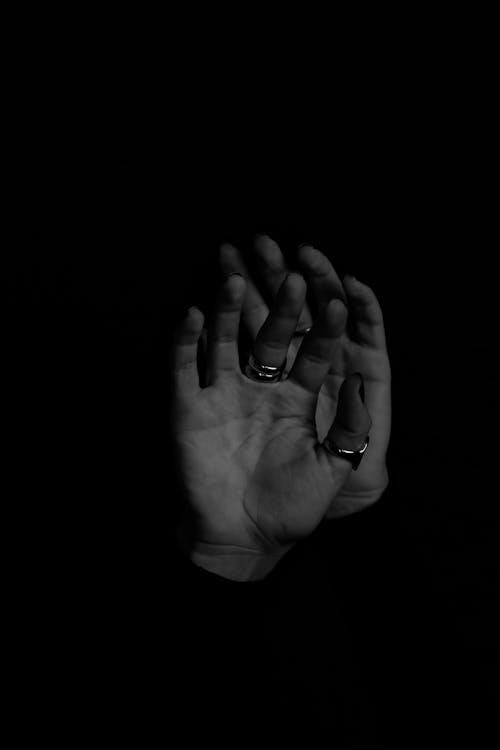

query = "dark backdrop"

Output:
[[4, 12, 496, 742], [7, 145, 495, 743]]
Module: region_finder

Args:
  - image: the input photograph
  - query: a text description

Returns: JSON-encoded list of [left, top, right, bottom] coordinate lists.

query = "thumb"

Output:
[[320, 373, 372, 472]]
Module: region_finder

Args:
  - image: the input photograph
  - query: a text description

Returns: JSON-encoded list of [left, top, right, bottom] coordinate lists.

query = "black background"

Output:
[[5, 38, 496, 743]]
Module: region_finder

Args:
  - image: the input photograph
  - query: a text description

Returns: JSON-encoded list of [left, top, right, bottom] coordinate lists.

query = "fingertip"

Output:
[[325, 296, 348, 319], [285, 271, 307, 294], [296, 242, 315, 255], [185, 306, 204, 330], [254, 233, 274, 245], [219, 242, 239, 267], [253, 234, 272, 255], [343, 273, 359, 287], [296, 243, 322, 271], [220, 241, 237, 253], [220, 274, 245, 310], [343, 275, 370, 296], [253, 234, 283, 270]]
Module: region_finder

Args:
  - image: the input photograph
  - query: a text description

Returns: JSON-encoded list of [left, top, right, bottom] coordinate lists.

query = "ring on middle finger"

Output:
[[293, 325, 313, 337]]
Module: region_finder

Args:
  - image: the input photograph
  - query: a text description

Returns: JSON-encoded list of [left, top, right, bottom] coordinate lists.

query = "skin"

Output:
[[215, 236, 392, 519], [169, 237, 385, 560]]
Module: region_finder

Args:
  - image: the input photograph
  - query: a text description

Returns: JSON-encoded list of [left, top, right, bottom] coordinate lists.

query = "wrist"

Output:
[[175, 517, 293, 582]]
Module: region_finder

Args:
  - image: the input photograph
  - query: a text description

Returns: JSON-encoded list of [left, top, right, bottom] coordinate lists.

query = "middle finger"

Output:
[[253, 235, 313, 331], [252, 272, 307, 369]]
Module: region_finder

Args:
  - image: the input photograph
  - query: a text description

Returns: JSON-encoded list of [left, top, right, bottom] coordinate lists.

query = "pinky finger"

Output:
[[169, 306, 204, 399]]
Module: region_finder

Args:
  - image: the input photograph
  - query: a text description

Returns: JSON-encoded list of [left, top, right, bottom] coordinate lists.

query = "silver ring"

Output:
[[322, 435, 370, 471], [244, 352, 286, 383], [293, 325, 312, 337]]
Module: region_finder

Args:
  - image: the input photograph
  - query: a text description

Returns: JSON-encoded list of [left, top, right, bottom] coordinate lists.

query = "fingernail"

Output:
[[344, 273, 357, 282], [226, 272, 244, 279], [298, 242, 314, 249], [354, 372, 365, 402]]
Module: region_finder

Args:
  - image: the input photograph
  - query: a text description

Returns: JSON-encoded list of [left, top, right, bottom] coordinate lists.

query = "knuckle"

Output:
[[258, 337, 287, 351], [213, 331, 237, 344], [175, 360, 197, 374], [301, 350, 327, 365]]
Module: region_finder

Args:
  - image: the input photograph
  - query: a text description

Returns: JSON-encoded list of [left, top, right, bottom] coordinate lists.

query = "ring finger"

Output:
[[253, 235, 313, 331], [252, 272, 307, 370]]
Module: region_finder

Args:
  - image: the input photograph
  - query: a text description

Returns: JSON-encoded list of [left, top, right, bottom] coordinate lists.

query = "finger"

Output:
[[342, 275, 388, 350], [253, 235, 313, 331], [287, 298, 348, 395], [252, 272, 307, 370], [199, 326, 209, 387], [169, 306, 205, 399], [295, 243, 348, 310], [206, 272, 246, 385], [319, 373, 372, 471], [200, 326, 208, 357], [219, 243, 269, 339]]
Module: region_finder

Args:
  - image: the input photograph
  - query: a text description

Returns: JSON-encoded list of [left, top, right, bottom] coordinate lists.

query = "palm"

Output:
[[171, 257, 375, 577], [173, 371, 351, 549], [219, 237, 392, 515], [287, 332, 391, 505]]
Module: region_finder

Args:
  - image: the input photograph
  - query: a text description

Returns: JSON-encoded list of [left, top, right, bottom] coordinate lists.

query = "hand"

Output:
[[168, 268, 372, 580], [215, 235, 392, 518]]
